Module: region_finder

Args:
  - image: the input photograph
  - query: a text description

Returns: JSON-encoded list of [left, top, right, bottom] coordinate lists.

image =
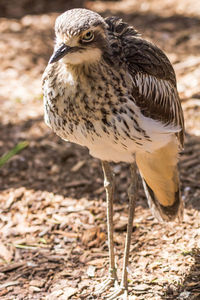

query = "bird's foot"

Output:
[[104, 286, 128, 300], [94, 268, 118, 295], [94, 277, 118, 295]]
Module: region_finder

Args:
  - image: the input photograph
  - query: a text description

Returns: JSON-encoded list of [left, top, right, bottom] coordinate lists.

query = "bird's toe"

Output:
[[104, 286, 128, 300], [94, 276, 119, 295]]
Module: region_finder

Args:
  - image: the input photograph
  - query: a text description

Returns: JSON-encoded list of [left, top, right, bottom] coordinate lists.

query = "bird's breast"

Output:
[[43, 63, 176, 162]]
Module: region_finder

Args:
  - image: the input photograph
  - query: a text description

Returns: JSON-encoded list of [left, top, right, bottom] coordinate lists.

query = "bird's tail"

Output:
[[136, 139, 183, 222]]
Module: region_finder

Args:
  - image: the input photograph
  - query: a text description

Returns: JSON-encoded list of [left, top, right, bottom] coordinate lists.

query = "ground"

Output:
[[0, 0, 200, 299]]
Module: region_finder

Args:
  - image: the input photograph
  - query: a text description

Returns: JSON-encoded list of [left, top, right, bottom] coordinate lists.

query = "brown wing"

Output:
[[105, 17, 184, 147], [131, 72, 184, 147]]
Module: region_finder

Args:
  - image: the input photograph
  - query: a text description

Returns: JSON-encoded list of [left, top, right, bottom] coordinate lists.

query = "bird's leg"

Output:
[[121, 162, 137, 289], [95, 161, 118, 295], [106, 161, 137, 299]]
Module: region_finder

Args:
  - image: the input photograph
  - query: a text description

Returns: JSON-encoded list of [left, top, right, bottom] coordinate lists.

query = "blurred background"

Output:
[[0, 1, 200, 299]]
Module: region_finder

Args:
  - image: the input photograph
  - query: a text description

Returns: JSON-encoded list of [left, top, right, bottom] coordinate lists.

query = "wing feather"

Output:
[[132, 72, 184, 145], [105, 17, 184, 147]]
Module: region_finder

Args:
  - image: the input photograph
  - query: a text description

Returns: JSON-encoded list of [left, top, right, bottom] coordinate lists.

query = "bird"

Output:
[[42, 8, 184, 299]]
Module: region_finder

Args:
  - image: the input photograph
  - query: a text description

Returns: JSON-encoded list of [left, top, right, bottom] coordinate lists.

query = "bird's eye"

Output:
[[82, 31, 94, 42]]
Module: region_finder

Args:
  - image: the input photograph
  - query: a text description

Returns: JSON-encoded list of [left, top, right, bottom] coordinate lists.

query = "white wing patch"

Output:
[[134, 72, 180, 129]]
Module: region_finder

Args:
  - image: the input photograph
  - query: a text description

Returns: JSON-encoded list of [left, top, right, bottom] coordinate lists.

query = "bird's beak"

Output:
[[49, 43, 71, 64]]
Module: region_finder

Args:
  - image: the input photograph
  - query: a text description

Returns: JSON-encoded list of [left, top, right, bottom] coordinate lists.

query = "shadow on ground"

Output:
[[0, 115, 199, 210], [163, 248, 200, 300]]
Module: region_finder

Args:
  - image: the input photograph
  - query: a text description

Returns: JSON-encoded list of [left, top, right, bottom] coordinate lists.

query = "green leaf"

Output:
[[0, 141, 29, 168]]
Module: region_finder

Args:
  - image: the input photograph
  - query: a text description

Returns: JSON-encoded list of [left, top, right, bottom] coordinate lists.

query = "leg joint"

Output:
[[104, 178, 114, 189]]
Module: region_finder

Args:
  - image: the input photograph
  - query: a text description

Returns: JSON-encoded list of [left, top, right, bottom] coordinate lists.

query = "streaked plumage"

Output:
[[42, 8, 184, 298]]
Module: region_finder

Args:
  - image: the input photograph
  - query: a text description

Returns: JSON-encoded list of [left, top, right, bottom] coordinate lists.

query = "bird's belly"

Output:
[[44, 107, 139, 161], [45, 107, 175, 163], [44, 88, 179, 163], [88, 141, 137, 163]]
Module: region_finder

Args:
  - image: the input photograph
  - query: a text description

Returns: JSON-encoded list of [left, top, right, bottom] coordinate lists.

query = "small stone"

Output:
[[87, 265, 96, 277]]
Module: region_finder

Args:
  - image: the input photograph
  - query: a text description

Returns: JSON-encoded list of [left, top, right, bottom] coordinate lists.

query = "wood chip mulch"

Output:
[[0, 0, 200, 299]]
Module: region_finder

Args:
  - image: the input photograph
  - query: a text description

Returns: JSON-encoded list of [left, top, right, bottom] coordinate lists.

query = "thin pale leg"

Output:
[[94, 161, 118, 295], [106, 162, 137, 299]]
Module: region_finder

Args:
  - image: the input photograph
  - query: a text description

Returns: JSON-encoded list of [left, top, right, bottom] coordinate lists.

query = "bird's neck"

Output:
[[64, 60, 102, 78]]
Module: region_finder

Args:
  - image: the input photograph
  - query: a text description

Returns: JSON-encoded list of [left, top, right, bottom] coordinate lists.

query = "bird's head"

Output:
[[49, 8, 108, 66]]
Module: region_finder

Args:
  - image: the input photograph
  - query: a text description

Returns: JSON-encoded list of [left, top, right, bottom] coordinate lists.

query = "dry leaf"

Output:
[[0, 242, 13, 262]]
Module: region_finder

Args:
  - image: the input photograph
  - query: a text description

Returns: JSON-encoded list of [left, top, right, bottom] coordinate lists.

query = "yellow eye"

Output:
[[82, 31, 94, 42]]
